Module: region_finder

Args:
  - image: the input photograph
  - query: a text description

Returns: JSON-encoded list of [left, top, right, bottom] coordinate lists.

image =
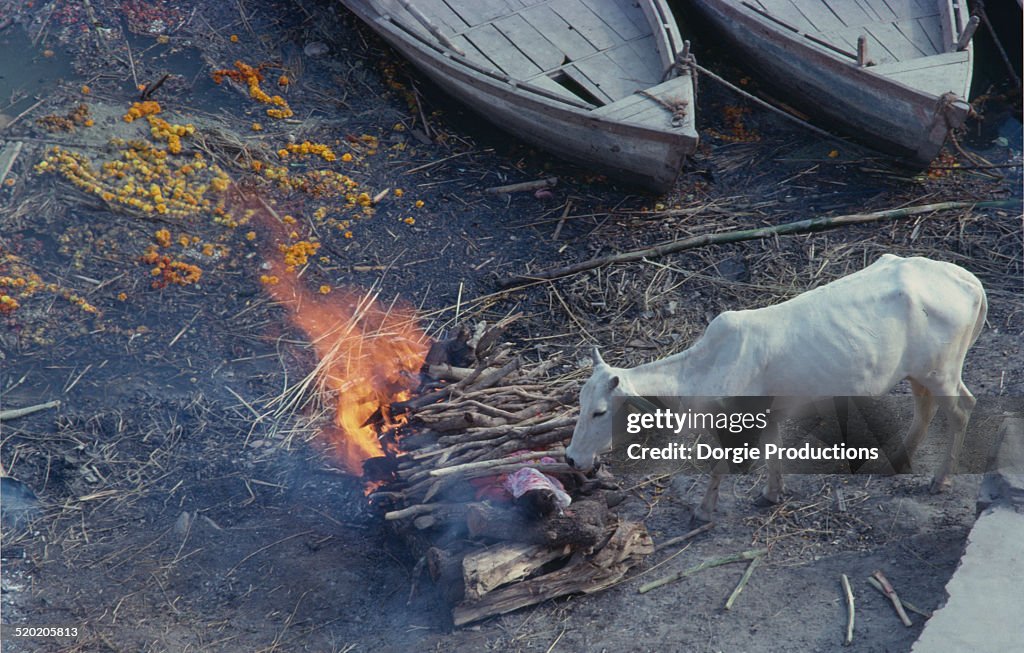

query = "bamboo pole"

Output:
[[724, 556, 761, 610], [0, 400, 61, 422], [499, 200, 1019, 288], [638, 548, 767, 594]]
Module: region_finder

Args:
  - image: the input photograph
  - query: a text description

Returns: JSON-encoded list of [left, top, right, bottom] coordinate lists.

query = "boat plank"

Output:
[[589, 85, 655, 119], [852, 0, 886, 21], [493, 14, 566, 72], [863, 22, 929, 60], [913, 14, 943, 53], [412, 0, 470, 33], [443, 0, 515, 27], [821, 0, 873, 27], [874, 60, 969, 95], [609, 0, 652, 34], [779, 0, 845, 32], [893, 17, 941, 55], [548, 0, 623, 51], [522, 73, 593, 104], [521, 5, 599, 61], [605, 40, 660, 86], [563, 63, 617, 104], [752, 1, 820, 34], [592, 75, 693, 124], [450, 34, 503, 70], [597, 95, 669, 122], [572, 54, 640, 100], [464, 23, 544, 78], [872, 0, 936, 19], [614, 101, 671, 126], [578, 0, 647, 41], [626, 34, 664, 71], [868, 50, 969, 95]]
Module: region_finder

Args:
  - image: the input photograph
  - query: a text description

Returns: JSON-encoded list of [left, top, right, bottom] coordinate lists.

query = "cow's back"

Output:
[[697, 255, 985, 396]]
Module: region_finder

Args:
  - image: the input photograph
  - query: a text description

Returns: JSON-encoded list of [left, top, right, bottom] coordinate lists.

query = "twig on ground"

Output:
[[870, 570, 913, 627], [485, 177, 558, 195], [654, 521, 715, 552], [867, 576, 931, 619], [841, 573, 855, 645]]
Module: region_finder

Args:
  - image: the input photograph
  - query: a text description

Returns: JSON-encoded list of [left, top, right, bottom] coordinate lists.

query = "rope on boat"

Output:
[[678, 50, 845, 146], [635, 90, 690, 127]]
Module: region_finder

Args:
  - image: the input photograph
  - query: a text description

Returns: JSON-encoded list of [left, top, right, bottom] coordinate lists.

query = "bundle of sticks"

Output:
[[367, 323, 653, 626]]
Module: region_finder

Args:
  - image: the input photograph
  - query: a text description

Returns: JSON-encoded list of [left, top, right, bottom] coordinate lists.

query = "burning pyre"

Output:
[[265, 271, 427, 475]]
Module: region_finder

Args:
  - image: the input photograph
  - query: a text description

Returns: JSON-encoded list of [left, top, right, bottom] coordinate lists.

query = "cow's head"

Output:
[[566, 347, 624, 472]]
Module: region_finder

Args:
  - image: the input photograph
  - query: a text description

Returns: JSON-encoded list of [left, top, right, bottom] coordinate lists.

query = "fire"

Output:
[[267, 272, 427, 474]]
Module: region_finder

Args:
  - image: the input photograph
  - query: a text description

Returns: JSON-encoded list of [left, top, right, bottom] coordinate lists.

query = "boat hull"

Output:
[[690, 0, 972, 163], [341, 2, 698, 192]]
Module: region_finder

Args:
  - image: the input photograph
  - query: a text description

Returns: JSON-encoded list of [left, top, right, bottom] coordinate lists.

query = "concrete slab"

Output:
[[911, 506, 1024, 653], [977, 417, 1024, 513]]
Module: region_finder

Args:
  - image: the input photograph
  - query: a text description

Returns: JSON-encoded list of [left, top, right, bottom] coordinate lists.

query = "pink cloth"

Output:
[[503, 467, 572, 510]]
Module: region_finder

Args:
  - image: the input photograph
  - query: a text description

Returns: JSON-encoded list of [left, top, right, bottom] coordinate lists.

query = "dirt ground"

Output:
[[1, 1, 1021, 652]]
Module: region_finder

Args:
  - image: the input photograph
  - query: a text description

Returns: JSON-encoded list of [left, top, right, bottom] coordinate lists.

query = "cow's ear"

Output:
[[590, 346, 605, 366], [608, 376, 619, 390]]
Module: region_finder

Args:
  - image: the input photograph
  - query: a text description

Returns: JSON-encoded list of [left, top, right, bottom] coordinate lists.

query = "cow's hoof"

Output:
[[753, 493, 781, 508], [929, 477, 952, 494], [691, 510, 713, 526]]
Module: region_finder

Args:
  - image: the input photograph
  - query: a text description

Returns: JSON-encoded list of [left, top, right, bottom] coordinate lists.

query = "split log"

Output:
[[428, 547, 468, 605], [462, 542, 571, 600], [466, 499, 608, 548], [452, 521, 653, 626]]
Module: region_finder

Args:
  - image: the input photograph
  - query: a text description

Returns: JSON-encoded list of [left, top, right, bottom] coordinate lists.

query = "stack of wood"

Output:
[[367, 323, 653, 626]]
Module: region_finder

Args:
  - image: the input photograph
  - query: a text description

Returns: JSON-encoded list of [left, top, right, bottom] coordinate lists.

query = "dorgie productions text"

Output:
[[626, 442, 880, 465]]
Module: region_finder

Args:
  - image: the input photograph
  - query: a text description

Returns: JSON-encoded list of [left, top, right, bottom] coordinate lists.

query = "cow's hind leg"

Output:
[[696, 461, 726, 523], [892, 380, 938, 473], [753, 423, 784, 507], [930, 380, 976, 493]]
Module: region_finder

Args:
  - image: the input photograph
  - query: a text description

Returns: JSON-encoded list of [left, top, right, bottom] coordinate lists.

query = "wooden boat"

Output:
[[689, 0, 976, 162], [339, 0, 699, 192]]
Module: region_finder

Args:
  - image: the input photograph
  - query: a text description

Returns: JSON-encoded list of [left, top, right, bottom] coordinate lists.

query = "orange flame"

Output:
[[267, 273, 427, 474]]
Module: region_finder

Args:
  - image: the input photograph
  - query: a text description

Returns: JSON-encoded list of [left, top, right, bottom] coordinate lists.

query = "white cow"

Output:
[[566, 254, 987, 521]]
